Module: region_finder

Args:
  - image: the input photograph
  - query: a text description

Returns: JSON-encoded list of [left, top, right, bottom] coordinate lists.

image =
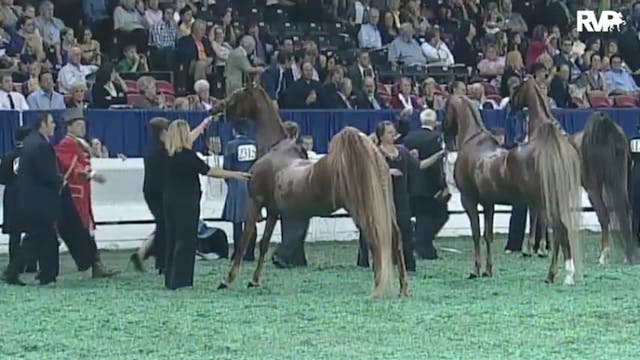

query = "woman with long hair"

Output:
[[163, 120, 250, 290], [363, 121, 417, 273], [91, 62, 128, 109]]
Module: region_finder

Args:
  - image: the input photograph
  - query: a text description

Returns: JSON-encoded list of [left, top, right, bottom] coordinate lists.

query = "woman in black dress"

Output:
[[163, 120, 250, 290], [358, 121, 417, 273], [91, 62, 128, 109]]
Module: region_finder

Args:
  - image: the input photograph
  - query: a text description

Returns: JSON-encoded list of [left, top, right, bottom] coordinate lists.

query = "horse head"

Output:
[[445, 94, 488, 149]]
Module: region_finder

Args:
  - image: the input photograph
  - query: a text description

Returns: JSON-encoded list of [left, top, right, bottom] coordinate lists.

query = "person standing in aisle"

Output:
[[222, 120, 258, 261], [5, 114, 61, 286], [0, 126, 34, 281], [163, 119, 251, 290]]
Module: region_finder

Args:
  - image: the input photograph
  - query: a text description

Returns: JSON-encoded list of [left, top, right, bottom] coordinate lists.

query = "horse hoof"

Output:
[[563, 277, 575, 286], [545, 276, 554, 284], [398, 289, 410, 298], [468, 273, 479, 279], [247, 280, 260, 288], [217, 281, 230, 290], [537, 252, 548, 258], [481, 272, 492, 278], [522, 252, 532, 258]]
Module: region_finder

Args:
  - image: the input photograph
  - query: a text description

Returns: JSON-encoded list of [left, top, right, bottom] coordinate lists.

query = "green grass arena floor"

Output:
[[1, 232, 640, 359]]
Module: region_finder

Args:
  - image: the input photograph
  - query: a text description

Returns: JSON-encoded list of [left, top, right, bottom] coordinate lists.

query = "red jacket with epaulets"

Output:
[[55, 135, 94, 230]]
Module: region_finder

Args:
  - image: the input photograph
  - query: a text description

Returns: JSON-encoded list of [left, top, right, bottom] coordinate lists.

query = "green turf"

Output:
[[1, 232, 640, 359]]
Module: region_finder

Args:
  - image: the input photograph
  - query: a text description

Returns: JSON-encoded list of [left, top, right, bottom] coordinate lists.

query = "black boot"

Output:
[[2, 267, 26, 286]]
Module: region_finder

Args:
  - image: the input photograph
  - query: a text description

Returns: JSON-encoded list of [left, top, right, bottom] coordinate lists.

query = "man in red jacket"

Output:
[[55, 108, 117, 278]]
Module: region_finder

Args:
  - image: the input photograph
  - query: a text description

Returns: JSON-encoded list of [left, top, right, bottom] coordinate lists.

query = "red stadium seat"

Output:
[[126, 93, 142, 106], [156, 80, 175, 95], [481, 82, 498, 95], [614, 95, 638, 108], [588, 94, 612, 108], [124, 80, 138, 90]]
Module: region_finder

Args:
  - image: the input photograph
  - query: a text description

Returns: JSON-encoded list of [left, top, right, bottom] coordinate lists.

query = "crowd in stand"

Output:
[[0, 0, 638, 114]]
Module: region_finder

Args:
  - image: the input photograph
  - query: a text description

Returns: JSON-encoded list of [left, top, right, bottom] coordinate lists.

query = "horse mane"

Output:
[[326, 127, 396, 294]]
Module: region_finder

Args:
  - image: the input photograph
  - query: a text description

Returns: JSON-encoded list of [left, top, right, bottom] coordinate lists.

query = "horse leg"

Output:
[[248, 214, 278, 288], [218, 203, 260, 289], [588, 189, 610, 265], [483, 204, 495, 277], [461, 195, 482, 278], [545, 228, 561, 284], [523, 208, 537, 257], [557, 223, 575, 285], [535, 209, 549, 258]]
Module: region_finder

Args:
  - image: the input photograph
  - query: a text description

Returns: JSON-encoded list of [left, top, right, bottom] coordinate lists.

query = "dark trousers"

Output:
[[505, 206, 548, 251], [272, 216, 310, 268], [5, 232, 37, 273], [231, 222, 256, 261], [57, 189, 98, 271], [164, 195, 200, 290], [149, 47, 176, 72], [144, 192, 166, 271], [413, 196, 448, 259], [10, 218, 59, 282]]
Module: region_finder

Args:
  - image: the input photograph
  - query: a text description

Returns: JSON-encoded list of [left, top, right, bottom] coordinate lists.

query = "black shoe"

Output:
[[39, 277, 56, 286], [2, 270, 26, 286]]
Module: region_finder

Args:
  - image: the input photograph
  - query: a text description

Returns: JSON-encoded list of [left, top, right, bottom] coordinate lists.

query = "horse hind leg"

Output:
[[545, 231, 561, 284], [556, 223, 576, 286], [482, 204, 495, 277], [523, 208, 538, 257], [248, 214, 278, 288], [461, 195, 482, 278], [588, 189, 610, 265], [218, 203, 260, 289]]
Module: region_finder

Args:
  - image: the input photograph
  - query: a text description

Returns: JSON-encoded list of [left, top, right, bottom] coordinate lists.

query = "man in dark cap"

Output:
[[1, 126, 36, 281], [55, 108, 118, 278]]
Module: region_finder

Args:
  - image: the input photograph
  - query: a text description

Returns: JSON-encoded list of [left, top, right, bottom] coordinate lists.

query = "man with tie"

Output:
[[353, 76, 387, 109], [261, 49, 293, 108], [0, 74, 29, 111], [347, 50, 376, 94]]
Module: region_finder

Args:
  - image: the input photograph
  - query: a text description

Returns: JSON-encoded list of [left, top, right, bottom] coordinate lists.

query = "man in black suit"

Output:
[[549, 64, 571, 108], [403, 109, 449, 259], [283, 61, 322, 109], [260, 50, 294, 108], [347, 50, 376, 95], [0, 126, 35, 279], [4, 113, 61, 285], [353, 76, 387, 109]]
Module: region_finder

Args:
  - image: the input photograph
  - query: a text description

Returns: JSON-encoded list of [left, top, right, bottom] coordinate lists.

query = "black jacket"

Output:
[[284, 79, 322, 109], [353, 92, 387, 109], [402, 128, 446, 198], [0, 146, 23, 233], [18, 132, 62, 222]]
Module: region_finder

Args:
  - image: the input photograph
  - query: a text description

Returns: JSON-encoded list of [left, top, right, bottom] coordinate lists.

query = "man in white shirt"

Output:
[[421, 27, 455, 66], [358, 8, 382, 49], [0, 74, 29, 111], [58, 47, 98, 94]]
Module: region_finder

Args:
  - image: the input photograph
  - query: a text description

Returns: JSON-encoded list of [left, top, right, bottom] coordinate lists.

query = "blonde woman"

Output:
[[163, 120, 250, 290]]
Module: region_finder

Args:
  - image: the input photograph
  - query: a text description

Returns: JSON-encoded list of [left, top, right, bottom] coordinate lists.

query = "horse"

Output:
[[509, 77, 637, 264], [214, 84, 409, 298], [444, 94, 583, 284]]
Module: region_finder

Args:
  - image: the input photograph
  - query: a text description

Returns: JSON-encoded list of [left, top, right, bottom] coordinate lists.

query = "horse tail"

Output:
[[581, 112, 635, 258], [327, 127, 395, 295], [535, 123, 583, 276]]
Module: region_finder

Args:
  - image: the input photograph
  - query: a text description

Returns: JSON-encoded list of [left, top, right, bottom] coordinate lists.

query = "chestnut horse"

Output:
[[444, 95, 582, 284], [215, 85, 408, 298], [510, 78, 637, 264]]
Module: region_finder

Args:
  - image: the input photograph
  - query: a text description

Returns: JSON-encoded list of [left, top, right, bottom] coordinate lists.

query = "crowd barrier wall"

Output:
[[1, 108, 640, 156], [0, 155, 600, 253]]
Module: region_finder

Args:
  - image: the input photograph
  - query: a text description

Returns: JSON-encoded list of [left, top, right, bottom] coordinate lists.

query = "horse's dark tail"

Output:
[[581, 112, 637, 261]]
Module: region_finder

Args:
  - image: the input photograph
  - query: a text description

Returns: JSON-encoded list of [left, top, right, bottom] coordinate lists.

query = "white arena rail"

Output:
[[0, 153, 600, 253]]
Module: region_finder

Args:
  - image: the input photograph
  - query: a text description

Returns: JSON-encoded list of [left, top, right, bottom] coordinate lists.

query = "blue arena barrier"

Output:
[[2, 108, 640, 155]]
